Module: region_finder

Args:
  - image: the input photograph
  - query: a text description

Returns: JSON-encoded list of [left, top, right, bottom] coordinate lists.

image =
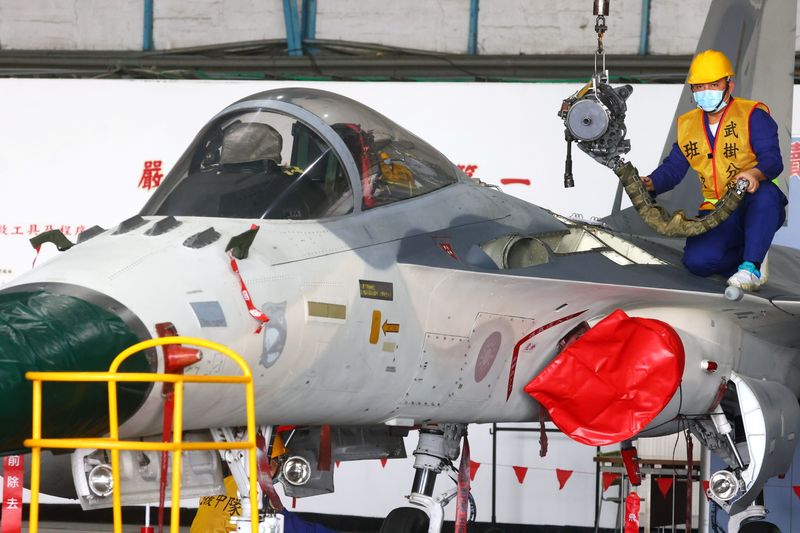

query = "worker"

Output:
[[641, 49, 787, 291]]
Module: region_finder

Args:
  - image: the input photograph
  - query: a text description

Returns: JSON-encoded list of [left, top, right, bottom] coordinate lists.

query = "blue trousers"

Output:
[[682, 181, 788, 277], [282, 510, 339, 533]]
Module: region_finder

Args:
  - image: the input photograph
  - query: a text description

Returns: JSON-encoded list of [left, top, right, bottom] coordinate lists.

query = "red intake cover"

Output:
[[524, 309, 685, 445]]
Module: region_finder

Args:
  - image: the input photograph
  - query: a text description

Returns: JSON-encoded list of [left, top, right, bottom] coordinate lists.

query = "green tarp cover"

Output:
[[0, 291, 151, 453]]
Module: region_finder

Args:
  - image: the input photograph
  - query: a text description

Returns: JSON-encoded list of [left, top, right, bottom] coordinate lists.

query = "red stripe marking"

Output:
[[454, 437, 471, 533], [500, 178, 532, 186], [506, 310, 586, 401]]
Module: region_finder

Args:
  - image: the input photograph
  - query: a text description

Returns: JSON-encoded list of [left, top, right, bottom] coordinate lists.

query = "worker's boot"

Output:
[[727, 261, 765, 292]]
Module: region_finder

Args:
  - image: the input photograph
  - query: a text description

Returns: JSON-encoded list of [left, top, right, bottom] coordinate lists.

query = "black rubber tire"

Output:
[[379, 507, 430, 533], [740, 522, 782, 533]]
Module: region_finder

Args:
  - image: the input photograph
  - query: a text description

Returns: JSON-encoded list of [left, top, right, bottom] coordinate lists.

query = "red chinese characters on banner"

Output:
[[499, 178, 532, 186], [457, 164, 479, 178], [1, 455, 24, 533], [790, 141, 800, 179], [0, 226, 23, 236], [0, 224, 86, 237], [139, 160, 165, 190]]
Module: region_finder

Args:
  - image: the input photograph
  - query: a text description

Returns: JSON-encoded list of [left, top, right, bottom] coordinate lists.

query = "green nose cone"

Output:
[[0, 290, 152, 454]]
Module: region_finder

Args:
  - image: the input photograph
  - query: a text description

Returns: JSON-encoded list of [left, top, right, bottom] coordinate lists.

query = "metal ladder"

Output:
[[24, 336, 260, 533]]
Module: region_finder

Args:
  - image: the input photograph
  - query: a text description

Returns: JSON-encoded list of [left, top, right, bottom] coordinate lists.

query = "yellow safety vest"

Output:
[[676, 97, 769, 210]]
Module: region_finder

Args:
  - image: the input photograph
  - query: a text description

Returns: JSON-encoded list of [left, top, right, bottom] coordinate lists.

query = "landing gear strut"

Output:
[[381, 424, 467, 533], [212, 426, 285, 533]]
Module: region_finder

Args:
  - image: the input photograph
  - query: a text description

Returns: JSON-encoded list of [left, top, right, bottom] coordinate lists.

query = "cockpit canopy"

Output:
[[141, 88, 460, 220]]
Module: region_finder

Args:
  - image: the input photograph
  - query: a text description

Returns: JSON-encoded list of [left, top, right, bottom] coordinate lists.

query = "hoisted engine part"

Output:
[[559, 81, 633, 174], [557, 0, 633, 185], [556, 0, 748, 237]]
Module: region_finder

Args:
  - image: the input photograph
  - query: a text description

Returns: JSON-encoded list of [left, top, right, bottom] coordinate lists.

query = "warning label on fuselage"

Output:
[[359, 279, 394, 301]]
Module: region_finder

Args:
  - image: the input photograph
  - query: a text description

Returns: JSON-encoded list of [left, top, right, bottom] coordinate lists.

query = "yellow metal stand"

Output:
[[23, 336, 260, 533]]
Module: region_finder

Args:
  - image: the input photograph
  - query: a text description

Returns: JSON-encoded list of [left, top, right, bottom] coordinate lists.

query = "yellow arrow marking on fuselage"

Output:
[[382, 320, 400, 335]]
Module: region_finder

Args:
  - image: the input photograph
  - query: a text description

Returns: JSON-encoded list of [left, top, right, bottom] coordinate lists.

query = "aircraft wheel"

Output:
[[740, 522, 782, 533], [379, 507, 429, 533]]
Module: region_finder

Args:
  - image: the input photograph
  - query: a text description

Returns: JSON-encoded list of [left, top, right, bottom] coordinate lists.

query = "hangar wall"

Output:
[[0, 0, 748, 54]]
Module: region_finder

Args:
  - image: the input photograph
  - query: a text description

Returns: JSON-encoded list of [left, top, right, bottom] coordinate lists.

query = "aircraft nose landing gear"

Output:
[[381, 424, 467, 533]]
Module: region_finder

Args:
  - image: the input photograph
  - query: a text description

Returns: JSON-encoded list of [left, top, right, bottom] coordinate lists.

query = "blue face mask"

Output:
[[693, 89, 727, 113]]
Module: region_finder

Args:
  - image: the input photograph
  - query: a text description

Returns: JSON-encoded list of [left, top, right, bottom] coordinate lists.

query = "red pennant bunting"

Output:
[[602, 472, 620, 492], [469, 460, 480, 481], [335, 461, 341, 468], [380, 457, 388, 468], [793, 486, 800, 501], [512, 466, 528, 484], [655, 477, 674, 498], [702, 480, 710, 501], [556, 468, 573, 490]]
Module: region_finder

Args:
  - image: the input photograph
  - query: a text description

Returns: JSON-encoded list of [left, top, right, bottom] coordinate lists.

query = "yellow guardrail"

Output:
[[23, 336, 260, 533]]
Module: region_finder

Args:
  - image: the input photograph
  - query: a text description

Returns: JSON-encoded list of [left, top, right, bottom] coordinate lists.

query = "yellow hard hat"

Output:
[[687, 50, 735, 84]]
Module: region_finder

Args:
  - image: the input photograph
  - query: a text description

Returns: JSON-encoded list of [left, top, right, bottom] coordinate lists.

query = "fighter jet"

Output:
[[1, 1, 799, 532]]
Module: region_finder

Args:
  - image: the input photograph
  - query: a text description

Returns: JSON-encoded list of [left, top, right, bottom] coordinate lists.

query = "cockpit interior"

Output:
[[142, 88, 459, 220]]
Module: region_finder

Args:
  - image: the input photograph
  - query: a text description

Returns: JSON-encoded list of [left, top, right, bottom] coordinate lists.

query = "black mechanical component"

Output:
[[380, 507, 430, 533], [30, 228, 74, 251], [558, 80, 633, 172]]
